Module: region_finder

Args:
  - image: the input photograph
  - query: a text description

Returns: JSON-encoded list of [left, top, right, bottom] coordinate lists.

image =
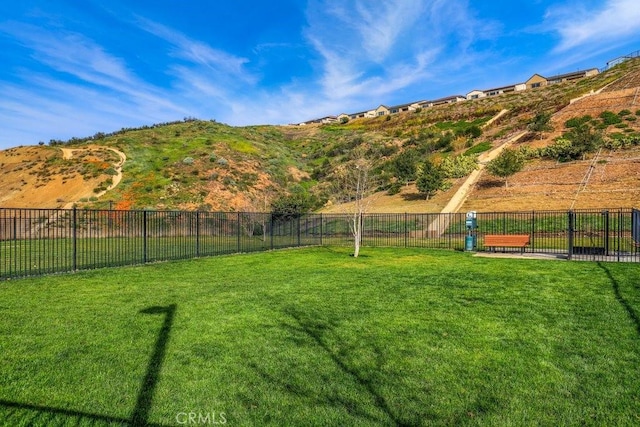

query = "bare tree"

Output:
[[332, 149, 377, 258], [239, 189, 274, 241]]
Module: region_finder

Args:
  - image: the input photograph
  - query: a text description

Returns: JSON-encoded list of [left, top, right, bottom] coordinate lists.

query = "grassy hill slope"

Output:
[[1, 57, 640, 212]]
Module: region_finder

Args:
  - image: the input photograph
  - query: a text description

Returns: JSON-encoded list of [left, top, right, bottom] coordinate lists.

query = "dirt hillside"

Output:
[[0, 145, 124, 209]]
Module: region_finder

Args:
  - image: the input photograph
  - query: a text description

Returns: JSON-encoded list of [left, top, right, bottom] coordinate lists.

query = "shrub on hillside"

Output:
[[486, 148, 524, 187], [603, 133, 640, 149], [439, 155, 478, 178], [565, 115, 592, 128], [416, 160, 444, 199], [600, 111, 622, 126], [543, 123, 603, 162]]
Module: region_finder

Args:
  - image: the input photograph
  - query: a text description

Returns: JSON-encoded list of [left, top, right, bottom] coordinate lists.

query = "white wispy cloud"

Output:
[[302, 0, 498, 107], [136, 17, 257, 86], [0, 22, 132, 86], [0, 21, 197, 145], [548, 0, 640, 53], [0, 21, 188, 115]]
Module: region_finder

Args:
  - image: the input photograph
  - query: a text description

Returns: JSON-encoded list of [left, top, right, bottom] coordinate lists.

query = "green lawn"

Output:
[[1, 247, 639, 426]]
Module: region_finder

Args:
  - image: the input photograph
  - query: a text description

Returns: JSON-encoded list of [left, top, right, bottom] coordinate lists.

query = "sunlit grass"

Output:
[[1, 247, 639, 426]]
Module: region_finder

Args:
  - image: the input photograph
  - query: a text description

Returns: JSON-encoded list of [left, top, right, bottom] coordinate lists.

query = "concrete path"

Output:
[[439, 130, 528, 214], [425, 130, 527, 237]]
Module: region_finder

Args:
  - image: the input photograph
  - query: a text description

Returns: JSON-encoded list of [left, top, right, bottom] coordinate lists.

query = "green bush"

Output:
[[565, 115, 592, 128], [486, 148, 524, 187], [544, 123, 603, 161], [416, 160, 444, 199], [541, 138, 574, 161], [518, 146, 542, 159], [386, 182, 402, 195], [603, 134, 640, 149], [439, 155, 478, 178], [600, 111, 622, 126]]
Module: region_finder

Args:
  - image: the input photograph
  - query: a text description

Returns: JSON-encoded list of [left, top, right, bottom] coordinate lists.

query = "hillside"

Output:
[[1, 57, 640, 212]]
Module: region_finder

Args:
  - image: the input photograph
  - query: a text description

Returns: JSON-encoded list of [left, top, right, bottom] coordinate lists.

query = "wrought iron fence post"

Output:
[[237, 212, 241, 253], [567, 210, 574, 260], [72, 207, 77, 271], [270, 213, 274, 250], [404, 213, 408, 248], [319, 213, 323, 246], [196, 211, 200, 257], [143, 210, 148, 263], [531, 210, 535, 252], [617, 210, 622, 262], [603, 209, 609, 256]]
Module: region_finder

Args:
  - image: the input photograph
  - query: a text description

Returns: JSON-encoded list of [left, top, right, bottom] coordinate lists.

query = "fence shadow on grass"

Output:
[[132, 304, 177, 425], [598, 262, 640, 338], [0, 304, 177, 426]]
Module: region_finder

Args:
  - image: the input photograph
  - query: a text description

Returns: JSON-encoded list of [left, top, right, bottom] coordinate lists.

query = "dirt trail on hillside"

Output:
[[59, 147, 127, 209]]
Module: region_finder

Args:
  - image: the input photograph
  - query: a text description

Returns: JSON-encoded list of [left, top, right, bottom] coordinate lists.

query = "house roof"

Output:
[[430, 95, 465, 103], [546, 68, 597, 81], [482, 83, 518, 93]]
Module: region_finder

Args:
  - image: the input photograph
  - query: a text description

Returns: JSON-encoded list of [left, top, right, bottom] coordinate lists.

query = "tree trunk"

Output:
[[353, 212, 362, 257]]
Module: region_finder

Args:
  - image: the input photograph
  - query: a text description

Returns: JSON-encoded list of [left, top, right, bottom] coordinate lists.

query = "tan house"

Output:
[[466, 90, 486, 100], [525, 68, 599, 90], [375, 105, 391, 116], [525, 74, 548, 90]]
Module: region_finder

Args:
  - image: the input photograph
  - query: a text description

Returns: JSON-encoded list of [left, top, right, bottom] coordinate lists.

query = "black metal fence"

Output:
[[1, 207, 638, 279]]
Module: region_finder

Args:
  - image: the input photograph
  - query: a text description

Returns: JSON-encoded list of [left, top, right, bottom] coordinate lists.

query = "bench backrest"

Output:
[[484, 234, 530, 246]]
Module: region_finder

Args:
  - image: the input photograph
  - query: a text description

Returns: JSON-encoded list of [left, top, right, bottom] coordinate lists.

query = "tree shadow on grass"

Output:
[[248, 306, 416, 426], [598, 262, 640, 338], [0, 304, 176, 427]]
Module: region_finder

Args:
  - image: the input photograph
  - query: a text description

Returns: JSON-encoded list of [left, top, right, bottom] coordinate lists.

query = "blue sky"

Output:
[[1, 0, 640, 150]]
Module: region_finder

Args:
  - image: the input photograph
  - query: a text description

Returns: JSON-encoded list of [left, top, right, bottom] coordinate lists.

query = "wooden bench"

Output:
[[484, 234, 530, 253]]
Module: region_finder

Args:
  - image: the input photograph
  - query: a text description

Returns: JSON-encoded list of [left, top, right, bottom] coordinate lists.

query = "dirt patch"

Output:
[[0, 145, 125, 209], [461, 148, 640, 211]]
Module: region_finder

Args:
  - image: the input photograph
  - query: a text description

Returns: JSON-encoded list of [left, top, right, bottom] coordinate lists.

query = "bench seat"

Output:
[[484, 234, 530, 253]]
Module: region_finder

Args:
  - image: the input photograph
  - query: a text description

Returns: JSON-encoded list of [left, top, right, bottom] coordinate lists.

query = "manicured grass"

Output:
[[1, 247, 639, 426]]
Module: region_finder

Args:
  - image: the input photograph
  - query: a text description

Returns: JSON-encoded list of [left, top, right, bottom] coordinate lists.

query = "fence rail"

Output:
[[1, 207, 638, 279]]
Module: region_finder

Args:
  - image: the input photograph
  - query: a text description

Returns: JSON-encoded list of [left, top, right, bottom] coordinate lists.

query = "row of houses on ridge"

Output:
[[299, 68, 600, 126]]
